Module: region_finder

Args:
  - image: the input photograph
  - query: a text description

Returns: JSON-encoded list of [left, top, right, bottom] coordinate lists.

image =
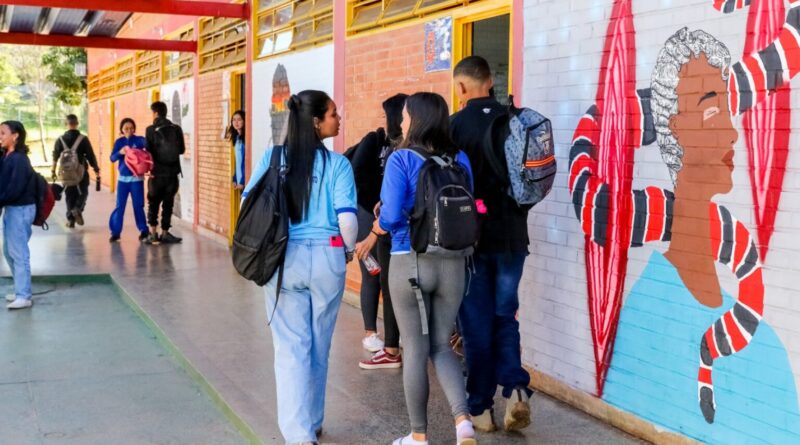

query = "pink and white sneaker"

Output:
[[358, 348, 402, 370]]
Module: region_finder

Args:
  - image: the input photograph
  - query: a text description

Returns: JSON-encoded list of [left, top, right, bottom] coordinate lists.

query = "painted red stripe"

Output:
[[713, 0, 726, 11], [723, 312, 749, 352], [732, 222, 750, 271], [740, 269, 766, 315], [779, 29, 800, 78], [728, 71, 740, 116], [644, 187, 665, 242], [743, 56, 767, 105], [569, 154, 594, 193], [698, 367, 713, 385], [709, 204, 723, 258]]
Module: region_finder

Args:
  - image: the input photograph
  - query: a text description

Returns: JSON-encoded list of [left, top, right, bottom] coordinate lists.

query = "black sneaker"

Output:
[[66, 220, 75, 229], [72, 209, 84, 226], [109, 235, 121, 243], [160, 232, 183, 244], [139, 231, 150, 242], [143, 233, 160, 245]]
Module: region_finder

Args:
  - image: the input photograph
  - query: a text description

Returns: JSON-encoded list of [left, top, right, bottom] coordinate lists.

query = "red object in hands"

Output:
[[124, 148, 154, 177], [475, 199, 488, 214]]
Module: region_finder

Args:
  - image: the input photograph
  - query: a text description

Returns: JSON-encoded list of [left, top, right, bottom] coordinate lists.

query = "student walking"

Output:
[[144, 101, 185, 245], [450, 56, 534, 432], [374, 92, 477, 445], [0, 121, 37, 310], [351, 93, 407, 369], [242, 90, 357, 445], [52, 114, 100, 228], [109, 118, 150, 242]]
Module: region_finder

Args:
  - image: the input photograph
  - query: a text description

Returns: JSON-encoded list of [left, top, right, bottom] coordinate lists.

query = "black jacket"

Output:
[[350, 128, 389, 211], [53, 129, 99, 172], [145, 117, 186, 177], [0, 151, 37, 207], [450, 97, 532, 254]]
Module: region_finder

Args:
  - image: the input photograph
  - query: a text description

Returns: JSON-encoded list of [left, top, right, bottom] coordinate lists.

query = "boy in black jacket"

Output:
[[52, 114, 99, 228], [144, 101, 185, 245], [450, 56, 533, 433]]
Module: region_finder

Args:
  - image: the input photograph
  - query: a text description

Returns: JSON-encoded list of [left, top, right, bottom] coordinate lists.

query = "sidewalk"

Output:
[[1, 189, 643, 445]]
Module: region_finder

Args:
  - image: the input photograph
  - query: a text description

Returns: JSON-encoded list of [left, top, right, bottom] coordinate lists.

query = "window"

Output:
[[255, 0, 333, 60], [115, 56, 134, 95], [135, 51, 162, 90], [98, 66, 116, 99], [199, 17, 247, 73], [88, 72, 101, 102], [347, 0, 466, 34], [164, 27, 195, 83]]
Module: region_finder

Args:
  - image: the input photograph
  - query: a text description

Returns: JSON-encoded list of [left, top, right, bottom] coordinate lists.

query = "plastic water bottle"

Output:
[[362, 254, 381, 276]]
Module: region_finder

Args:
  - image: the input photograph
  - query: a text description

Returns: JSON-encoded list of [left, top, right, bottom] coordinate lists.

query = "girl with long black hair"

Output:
[[227, 109, 246, 190], [373, 92, 477, 445], [0, 121, 37, 310], [351, 93, 407, 368], [242, 90, 357, 445]]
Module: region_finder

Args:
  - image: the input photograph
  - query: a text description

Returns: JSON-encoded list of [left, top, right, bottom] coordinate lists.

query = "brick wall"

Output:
[[344, 23, 452, 147], [521, 1, 800, 443], [197, 71, 232, 237]]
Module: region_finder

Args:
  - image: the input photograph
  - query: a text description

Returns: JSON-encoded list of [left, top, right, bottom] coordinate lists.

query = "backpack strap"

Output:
[[69, 135, 85, 152], [408, 250, 430, 336], [266, 145, 286, 327]]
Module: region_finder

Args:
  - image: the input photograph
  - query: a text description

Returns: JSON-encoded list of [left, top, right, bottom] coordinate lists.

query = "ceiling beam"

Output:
[[0, 32, 197, 52], [1, 1, 249, 19]]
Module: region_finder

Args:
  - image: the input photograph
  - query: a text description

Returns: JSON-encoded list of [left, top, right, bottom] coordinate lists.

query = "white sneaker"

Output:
[[392, 434, 428, 445], [503, 388, 531, 431], [456, 419, 477, 445], [5, 293, 15, 302], [361, 333, 384, 352], [7, 298, 32, 310]]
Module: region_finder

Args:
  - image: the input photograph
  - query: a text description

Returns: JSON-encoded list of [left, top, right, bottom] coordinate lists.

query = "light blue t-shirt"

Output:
[[604, 251, 800, 445], [243, 145, 357, 239]]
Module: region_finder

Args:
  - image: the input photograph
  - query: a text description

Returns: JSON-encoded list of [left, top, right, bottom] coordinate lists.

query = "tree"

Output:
[[42, 47, 86, 107], [0, 52, 21, 105], [3, 46, 54, 162]]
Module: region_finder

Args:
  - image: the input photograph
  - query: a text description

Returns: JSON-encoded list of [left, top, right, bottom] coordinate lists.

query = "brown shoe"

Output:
[[504, 388, 531, 431]]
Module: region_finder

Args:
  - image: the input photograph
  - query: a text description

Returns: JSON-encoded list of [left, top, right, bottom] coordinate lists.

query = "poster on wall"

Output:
[[424, 16, 452, 73], [251, 45, 334, 170], [160, 80, 195, 224]]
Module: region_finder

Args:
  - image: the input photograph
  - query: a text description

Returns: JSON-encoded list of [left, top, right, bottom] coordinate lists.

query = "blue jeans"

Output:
[[2, 204, 35, 301], [265, 239, 346, 444], [109, 180, 148, 236], [459, 252, 531, 415]]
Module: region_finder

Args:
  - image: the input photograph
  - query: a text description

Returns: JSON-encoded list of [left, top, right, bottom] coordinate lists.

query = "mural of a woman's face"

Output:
[[669, 54, 739, 197]]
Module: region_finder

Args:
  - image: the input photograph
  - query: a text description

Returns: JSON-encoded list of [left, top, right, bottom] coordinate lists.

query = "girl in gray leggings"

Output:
[[369, 92, 477, 445]]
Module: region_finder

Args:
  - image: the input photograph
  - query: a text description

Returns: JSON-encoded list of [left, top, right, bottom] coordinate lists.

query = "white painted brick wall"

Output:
[[521, 0, 800, 427]]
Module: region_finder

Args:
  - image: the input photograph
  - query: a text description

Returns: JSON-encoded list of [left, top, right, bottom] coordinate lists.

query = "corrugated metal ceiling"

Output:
[[0, 5, 131, 38]]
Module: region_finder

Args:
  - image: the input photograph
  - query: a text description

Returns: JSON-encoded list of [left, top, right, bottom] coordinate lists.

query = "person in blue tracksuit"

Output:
[[109, 118, 149, 242], [0, 121, 37, 310]]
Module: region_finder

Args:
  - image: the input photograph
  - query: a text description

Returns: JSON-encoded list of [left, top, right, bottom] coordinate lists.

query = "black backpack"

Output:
[[408, 148, 478, 255], [154, 124, 183, 164], [231, 148, 289, 315]]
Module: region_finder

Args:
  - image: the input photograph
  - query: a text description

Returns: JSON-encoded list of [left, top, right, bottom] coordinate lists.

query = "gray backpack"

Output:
[[57, 135, 86, 187], [484, 99, 556, 206]]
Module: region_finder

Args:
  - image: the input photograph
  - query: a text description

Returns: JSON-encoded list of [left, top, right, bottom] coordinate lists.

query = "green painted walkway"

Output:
[[0, 278, 249, 445]]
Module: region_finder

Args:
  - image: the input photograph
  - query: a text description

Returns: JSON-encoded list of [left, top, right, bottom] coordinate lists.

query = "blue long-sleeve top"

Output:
[[378, 149, 473, 254], [110, 135, 147, 180], [0, 151, 36, 207], [232, 136, 246, 186]]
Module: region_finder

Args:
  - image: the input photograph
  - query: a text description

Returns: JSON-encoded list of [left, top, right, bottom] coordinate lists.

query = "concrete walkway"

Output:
[[0, 190, 644, 445]]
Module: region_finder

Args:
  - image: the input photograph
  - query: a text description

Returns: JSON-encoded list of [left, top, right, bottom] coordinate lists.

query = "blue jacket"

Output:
[[378, 149, 473, 254], [0, 151, 36, 207], [110, 135, 147, 179]]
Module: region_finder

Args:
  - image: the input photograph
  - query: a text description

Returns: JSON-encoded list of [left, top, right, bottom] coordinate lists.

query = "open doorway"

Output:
[[454, 11, 511, 108], [229, 71, 246, 245]]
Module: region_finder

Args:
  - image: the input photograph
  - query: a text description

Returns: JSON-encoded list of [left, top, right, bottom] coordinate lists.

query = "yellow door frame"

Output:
[[228, 69, 246, 245], [451, 6, 512, 111]]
